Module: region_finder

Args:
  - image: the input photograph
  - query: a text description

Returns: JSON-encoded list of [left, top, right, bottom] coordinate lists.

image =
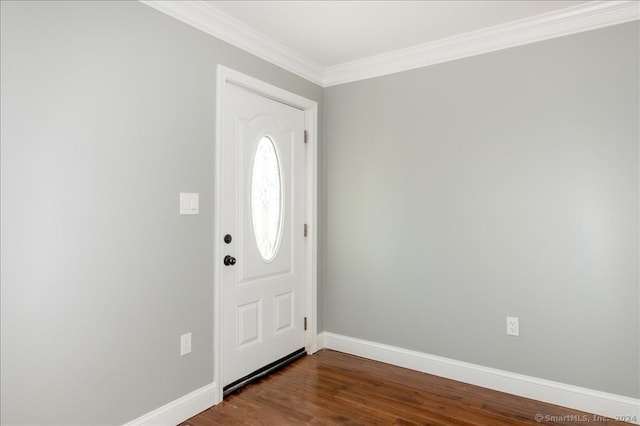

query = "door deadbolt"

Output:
[[224, 234, 232, 244]]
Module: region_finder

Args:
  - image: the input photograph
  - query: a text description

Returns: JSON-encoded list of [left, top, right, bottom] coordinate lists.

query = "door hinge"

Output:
[[304, 130, 308, 144], [304, 317, 307, 331], [304, 223, 308, 237]]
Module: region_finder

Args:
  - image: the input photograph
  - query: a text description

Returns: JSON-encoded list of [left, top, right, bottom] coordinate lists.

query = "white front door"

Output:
[[221, 82, 306, 391]]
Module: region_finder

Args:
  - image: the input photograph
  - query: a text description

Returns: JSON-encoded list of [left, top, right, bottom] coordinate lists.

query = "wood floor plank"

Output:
[[181, 350, 631, 426]]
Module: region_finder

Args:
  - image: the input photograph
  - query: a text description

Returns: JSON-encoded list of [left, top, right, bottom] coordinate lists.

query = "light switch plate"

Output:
[[180, 193, 199, 215]]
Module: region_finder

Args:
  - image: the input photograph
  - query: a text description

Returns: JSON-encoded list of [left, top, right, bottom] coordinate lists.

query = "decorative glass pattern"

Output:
[[251, 136, 283, 261]]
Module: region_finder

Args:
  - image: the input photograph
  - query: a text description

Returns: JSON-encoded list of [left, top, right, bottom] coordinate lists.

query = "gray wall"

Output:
[[324, 21, 639, 398], [0, 1, 323, 425]]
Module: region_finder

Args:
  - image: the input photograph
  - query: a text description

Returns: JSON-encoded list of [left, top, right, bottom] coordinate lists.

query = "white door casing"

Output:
[[214, 66, 317, 402]]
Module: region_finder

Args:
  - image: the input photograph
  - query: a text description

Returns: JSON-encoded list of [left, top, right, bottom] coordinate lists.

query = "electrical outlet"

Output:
[[180, 332, 192, 356], [506, 317, 519, 336]]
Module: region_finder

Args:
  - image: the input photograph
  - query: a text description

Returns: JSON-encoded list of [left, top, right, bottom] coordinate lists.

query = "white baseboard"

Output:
[[123, 382, 218, 426], [318, 332, 640, 424], [316, 331, 325, 349]]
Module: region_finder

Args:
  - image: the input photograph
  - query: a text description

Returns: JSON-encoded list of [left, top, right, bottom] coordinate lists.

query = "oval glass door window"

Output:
[[251, 136, 283, 262]]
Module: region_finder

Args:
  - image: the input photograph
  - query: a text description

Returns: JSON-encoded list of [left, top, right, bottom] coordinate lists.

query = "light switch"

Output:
[[180, 193, 199, 215]]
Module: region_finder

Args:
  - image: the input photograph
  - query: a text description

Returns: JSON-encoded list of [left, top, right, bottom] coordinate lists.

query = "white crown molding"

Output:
[[140, 0, 325, 86], [319, 332, 640, 424], [323, 1, 640, 86], [140, 1, 639, 87]]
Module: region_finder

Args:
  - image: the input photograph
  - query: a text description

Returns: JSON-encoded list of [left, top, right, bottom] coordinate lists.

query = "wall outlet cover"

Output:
[[180, 332, 192, 356], [507, 316, 519, 336]]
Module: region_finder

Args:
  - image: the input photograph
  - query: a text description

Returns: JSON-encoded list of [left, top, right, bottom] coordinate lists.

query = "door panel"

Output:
[[237, 300, 262, 349], [274, 291, 294, 333], [222, 82, 305, 388]]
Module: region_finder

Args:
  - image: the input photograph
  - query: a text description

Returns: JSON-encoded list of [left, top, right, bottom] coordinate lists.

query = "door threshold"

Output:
[[223, 348, 307, 397]]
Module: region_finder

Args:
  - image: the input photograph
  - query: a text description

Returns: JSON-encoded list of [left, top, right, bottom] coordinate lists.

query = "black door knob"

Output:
[[224, 255, 236, 266]]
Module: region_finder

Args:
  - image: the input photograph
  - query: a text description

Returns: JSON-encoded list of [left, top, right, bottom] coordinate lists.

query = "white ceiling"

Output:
[[206, 1, 587, 68], [142, 1, 639, 86]]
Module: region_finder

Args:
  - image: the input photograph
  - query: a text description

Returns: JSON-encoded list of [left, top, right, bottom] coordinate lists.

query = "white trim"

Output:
[[122, 383, 217, 426], [319, 332, 640, 424], [213, 65, 225, 406], [316, 331, 325, 351], [140, 1, 638, 87], [304, 86, 319, 356], [214, 65, 318, 402], [140, 0, 324, 86], [322, 1, 640, 86]]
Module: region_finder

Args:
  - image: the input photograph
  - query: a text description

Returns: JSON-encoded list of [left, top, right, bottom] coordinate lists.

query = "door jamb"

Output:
[[213, 65, 318, 404]]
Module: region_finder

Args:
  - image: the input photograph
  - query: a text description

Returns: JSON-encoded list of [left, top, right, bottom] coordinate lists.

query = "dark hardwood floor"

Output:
[[181, 350, 628, 425]]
